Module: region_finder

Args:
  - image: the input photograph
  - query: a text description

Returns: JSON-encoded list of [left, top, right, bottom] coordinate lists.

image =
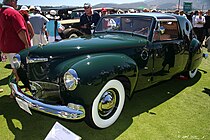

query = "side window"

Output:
[[121, 17, 152, 37], [153, 21, 179, 41]]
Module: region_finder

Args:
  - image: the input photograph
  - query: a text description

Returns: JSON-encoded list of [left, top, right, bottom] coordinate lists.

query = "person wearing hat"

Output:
[[29, 6, 49, 45], [80, 3, 100, 35], [19, 5, 34, 41], [20, 5, 29, 12], [129, 9, 135, 13], [46, 10, 65, 42], [143, 8, 150, 12], [29, 5, 35, 15], [101, 7, 107, 17], [179, 10, 187, 18]]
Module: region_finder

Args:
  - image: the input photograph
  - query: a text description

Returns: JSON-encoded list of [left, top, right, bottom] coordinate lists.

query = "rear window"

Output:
[[153, 21, 179, 41]]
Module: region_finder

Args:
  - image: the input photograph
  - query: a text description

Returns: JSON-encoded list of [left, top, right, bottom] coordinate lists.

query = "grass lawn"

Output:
[[1, 48, 210, 140]]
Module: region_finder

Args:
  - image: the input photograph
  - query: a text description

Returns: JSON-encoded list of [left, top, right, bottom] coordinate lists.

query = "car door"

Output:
[[151, 20, 186, 83]]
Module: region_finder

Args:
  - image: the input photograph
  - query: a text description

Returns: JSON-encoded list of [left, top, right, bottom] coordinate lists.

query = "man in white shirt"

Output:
[[29, 7, 49, 45], [194, 11, 206, 44], [46, 10, 64, 42]]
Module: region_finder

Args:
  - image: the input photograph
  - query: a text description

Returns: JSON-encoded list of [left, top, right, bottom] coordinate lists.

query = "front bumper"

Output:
[[9, 80, 85, 120]]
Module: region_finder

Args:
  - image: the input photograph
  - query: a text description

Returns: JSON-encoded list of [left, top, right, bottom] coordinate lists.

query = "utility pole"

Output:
[[202, 4, 204, 11], [178, 0, 181, 11]]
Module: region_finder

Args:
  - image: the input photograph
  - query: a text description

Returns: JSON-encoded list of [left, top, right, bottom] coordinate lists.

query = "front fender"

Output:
[[57, 53, 138, 106], [74, 53, 138, 88]]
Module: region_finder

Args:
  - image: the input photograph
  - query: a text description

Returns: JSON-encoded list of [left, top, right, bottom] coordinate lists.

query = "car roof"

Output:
[[107, 12, 177, 20]]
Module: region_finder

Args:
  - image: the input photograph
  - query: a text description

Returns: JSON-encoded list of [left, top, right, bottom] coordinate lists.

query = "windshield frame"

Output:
[[95, 15, 154, 39]]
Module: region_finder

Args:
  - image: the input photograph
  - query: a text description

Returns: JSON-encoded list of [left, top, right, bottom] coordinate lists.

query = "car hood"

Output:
[[27, 33, 148, 57]]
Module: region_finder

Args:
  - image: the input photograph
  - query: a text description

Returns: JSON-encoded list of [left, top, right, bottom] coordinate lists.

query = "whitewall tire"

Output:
[[91, 79, 125, 128]]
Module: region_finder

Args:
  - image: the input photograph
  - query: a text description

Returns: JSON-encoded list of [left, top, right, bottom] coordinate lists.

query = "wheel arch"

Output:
[[114, 75, 132, 98], [185, 38, 203, 71], [71, 53, 138, 105]]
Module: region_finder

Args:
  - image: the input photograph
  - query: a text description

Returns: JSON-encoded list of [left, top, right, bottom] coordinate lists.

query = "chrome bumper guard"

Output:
[[9, 81, 85, 120]]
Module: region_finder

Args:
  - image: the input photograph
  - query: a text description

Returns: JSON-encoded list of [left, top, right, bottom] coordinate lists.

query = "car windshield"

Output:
[[95, 16, 153, 37]]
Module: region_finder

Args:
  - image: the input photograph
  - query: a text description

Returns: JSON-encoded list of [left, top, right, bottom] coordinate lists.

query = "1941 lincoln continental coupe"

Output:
[[10, 13, 203, 128]]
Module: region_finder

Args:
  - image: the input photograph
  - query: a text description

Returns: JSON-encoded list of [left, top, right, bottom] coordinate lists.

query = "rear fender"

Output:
[[187, 38, 203, 70]]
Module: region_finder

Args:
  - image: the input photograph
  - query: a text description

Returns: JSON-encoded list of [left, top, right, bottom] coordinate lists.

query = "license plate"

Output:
[[15, 97, 32, 115]]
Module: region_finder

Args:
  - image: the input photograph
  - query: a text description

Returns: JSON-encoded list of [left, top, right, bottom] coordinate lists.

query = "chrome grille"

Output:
[[30, 81, 60, 101]]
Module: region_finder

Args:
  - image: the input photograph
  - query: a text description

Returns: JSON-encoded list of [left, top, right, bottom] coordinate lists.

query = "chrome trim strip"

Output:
[[9, 81, 85, 120], [26, 57, 49, 64]]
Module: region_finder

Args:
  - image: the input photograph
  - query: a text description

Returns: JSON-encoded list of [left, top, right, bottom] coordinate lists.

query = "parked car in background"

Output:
[[58, 7, 116, 39], [56, 7, 84, 39], [41, 6, 83, 39], [10, 13, 203, 129]]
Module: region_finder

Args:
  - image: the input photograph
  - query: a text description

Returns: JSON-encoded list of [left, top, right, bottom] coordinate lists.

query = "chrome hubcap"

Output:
[[98, 89, 117, 118]]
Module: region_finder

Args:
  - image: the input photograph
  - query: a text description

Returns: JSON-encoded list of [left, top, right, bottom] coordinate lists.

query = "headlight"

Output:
[[13, 54, 21, 69], [63, 69, 79, 91]]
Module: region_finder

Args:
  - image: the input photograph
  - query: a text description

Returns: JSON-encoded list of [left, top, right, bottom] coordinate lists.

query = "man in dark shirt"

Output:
[[204, 10, 210, 38], [205, 10, 210, 50], [80, 3, 100, 35]]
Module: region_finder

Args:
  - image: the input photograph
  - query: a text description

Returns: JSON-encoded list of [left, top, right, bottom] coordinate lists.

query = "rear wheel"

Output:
[[86, 79, 125, 129], [63, 28, 83, 39], [68, 33, 78, 38]]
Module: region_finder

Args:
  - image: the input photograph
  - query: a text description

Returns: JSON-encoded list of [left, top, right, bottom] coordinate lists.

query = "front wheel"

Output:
[[189, 68, 198, 78], [86, 79, 125, 129]]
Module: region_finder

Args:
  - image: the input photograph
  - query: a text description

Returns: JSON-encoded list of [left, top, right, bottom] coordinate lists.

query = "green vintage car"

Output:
[[10, 13, 203, 128]]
